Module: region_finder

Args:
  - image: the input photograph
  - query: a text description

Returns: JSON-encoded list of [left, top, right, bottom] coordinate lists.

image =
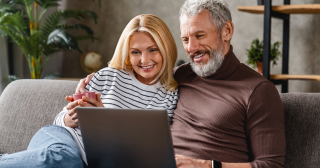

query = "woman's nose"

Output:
[[141, 53, 150, 64]]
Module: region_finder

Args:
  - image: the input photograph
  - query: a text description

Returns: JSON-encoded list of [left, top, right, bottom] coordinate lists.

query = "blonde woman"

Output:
[[0, 14, 178, 168]]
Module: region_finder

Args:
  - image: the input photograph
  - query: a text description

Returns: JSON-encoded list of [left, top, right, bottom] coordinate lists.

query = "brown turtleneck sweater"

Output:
[[171, 47, 285, 168]]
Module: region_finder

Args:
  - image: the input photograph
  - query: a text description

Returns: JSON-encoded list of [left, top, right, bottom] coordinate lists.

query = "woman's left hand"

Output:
[[78, 93, 104, 107]]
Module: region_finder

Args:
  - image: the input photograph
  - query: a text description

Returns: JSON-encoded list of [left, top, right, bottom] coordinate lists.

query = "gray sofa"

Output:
[[0, 79, 319, 167]]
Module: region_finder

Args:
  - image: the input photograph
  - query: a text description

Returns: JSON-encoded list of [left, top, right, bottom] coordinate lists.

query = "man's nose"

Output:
[[188, 38, 199, 53]]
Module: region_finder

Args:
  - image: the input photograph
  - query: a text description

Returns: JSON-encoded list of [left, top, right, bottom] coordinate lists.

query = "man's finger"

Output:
[[85, 73, 95, 83], [75, 79, 86, 93]]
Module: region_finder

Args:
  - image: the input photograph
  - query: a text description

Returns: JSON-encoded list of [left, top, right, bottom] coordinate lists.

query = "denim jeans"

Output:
[[0, 125, 84, 168]]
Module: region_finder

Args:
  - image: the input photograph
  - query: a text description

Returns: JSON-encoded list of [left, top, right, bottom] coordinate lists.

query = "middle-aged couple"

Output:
[[0, 0, 285, 168]]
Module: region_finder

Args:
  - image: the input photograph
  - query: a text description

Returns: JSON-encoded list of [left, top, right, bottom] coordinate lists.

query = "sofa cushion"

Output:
[[0, 79, 78, 154], [280, 93, 320, 168]]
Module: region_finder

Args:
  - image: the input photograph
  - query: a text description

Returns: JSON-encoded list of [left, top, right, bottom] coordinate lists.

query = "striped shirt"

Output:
[[53, 67, 179, 164]]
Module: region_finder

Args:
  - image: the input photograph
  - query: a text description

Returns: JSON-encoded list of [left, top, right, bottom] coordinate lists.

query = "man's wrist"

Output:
[[212, 160, 222, 168]]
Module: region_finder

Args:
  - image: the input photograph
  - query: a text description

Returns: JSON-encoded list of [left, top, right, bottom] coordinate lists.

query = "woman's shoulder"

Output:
[[97, 67, 131, 77], [156, 85, 178, 98]]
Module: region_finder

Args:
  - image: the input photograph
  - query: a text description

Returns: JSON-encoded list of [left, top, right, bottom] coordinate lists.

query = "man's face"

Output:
[[180, 10, 225, 77]]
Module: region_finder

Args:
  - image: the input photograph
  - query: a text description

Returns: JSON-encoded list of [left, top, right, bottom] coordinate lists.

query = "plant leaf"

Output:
[[47, 29, 79, 51], [36, 0, 61, 9]]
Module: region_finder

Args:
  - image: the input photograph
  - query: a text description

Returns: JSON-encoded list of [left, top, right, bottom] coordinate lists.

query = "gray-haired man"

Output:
[[77, 0, 285, 167]]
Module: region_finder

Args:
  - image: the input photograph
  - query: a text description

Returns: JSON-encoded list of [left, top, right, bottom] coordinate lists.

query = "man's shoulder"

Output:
[[173, 63, 194, 82], [237, 63, 277, 92], [238, 63, 269, 82], [174, 62, 192, 75]]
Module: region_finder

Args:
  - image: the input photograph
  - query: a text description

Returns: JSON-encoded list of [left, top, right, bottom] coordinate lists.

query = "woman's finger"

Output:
[[66, 101, 79, 110], [65, 96, 74, 102], [68, 108, 76, 116], [78, 100, 94, 107], [71, 113, 78, 120], [81, 96, 100, 107]]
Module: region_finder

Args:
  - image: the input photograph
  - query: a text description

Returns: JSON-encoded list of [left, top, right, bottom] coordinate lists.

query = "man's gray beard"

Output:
[[189, 49, 225, 77]]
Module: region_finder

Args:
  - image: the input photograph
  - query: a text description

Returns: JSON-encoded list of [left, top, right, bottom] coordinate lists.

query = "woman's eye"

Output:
[[150, 48, 158, 52], [131, 51, 140, 54]]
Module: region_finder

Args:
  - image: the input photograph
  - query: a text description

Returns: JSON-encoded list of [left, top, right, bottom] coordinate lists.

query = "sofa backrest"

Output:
[[280, 93, 320, 168], [0, 79, 78, 154], [0, 80, 319, 167]]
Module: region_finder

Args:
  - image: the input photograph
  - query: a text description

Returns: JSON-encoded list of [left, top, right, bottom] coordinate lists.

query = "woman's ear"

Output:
[[221, 20, 234, 42]]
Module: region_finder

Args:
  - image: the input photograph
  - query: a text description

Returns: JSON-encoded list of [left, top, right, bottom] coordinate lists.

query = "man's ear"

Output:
[[221, 20, 234, 42]]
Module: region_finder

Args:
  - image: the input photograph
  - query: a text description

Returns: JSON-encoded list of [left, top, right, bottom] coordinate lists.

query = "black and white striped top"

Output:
[[53, 67, 179, 164]]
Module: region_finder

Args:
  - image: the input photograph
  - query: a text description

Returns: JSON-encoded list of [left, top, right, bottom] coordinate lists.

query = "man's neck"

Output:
[[222, 43, 231, 56]]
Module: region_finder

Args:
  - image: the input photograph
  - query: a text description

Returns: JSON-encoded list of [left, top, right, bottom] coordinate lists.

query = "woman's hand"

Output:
[[64, 100, 80, 128], [78, 93, 104, 107]]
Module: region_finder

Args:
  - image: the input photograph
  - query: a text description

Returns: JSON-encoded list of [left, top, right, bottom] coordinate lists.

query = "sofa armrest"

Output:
[[280, 93, 320, 167], [0, 79, 79, 153]]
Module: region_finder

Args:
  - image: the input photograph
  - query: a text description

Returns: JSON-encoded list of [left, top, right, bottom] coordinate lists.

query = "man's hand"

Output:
[[75, 73, 95, 93], [175, 155, 211, 168]]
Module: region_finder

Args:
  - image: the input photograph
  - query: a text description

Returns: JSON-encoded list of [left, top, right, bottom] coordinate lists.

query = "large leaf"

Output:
[[47, 29, 79, 51], [36, 0, 61, 9], [40, 9, 98, 40], [0, 11, 28, 47], [56, 24, 95, 41]]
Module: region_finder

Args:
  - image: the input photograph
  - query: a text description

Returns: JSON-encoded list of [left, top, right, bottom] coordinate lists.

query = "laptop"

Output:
[[76, 107, 177, 168]]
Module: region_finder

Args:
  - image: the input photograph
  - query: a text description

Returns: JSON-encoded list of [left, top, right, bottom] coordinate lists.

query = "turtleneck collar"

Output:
[[202, 45, 240, 80]]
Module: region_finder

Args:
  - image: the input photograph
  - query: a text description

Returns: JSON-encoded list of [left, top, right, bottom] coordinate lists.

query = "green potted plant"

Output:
[[246, 38, 281, 74], [0, 0, 98, 79]]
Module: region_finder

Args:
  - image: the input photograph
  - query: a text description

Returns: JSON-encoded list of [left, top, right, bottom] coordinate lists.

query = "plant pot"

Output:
[[257, 0, 264, 5], [257, 62, 263, 74]]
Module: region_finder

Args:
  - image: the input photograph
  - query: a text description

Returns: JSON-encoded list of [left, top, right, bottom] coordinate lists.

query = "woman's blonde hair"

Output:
[[109, 14, 178, 92]]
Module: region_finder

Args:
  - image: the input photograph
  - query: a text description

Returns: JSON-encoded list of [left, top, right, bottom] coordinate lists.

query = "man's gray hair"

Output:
[[180, 0, 232, 33]]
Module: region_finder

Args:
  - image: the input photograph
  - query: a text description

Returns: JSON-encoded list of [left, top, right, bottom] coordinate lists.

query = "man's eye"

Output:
[[196, 35, 203, 38], [182, 39, 188, 43]]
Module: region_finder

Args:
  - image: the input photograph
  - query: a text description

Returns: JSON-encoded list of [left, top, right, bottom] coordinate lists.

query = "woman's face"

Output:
[[129, 32, 163, 85]]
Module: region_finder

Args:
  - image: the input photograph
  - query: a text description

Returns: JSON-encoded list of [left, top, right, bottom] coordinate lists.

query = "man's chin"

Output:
[[190, 55, 224, 77], [190, 62, 211, 77]]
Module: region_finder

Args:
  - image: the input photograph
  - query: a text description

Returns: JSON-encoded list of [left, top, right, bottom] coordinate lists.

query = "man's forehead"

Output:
[[180, 14, 215, 36]]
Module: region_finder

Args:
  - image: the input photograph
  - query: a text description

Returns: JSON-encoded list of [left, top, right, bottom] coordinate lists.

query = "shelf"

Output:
[[270, 74, 320, 81], [238, 4, 320, 14]]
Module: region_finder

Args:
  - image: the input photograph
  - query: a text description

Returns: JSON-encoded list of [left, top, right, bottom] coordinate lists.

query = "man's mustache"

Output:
[[188, 50, 210, 58]]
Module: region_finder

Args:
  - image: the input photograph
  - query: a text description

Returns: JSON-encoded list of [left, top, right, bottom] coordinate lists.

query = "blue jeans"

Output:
[[0, 125, 84, 168]]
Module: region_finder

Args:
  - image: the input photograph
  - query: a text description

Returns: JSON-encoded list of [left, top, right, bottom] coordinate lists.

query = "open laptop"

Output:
[[76, 107, 177, 168]]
